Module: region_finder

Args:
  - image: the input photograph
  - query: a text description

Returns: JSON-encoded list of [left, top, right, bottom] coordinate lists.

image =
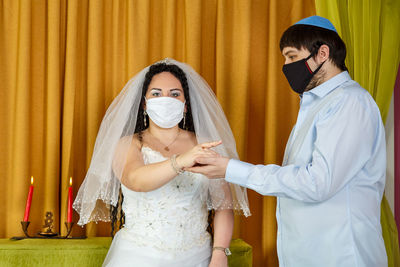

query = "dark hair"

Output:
[[110, 62, 196, 237], [279, 24, 347, 71], [110, 189, 124, 237]]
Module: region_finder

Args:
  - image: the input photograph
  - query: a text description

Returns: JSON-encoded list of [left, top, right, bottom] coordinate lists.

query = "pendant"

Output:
[[164, 146, 170, 151]]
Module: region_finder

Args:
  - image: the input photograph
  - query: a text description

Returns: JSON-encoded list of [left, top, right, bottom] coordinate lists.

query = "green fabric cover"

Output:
[[228, 238, 253, 267], [0, 237, 111, 267], [0, 237, 252, 267]]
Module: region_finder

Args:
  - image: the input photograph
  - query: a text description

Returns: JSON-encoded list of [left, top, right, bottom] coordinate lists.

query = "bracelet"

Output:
[[170, 154, 184, 175]]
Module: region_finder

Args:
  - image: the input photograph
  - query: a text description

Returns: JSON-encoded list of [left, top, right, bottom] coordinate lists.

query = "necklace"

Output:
[[148, 129, 180, 151]]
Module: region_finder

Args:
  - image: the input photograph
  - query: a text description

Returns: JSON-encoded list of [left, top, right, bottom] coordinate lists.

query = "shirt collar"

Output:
[[304, 71, 351, 98]]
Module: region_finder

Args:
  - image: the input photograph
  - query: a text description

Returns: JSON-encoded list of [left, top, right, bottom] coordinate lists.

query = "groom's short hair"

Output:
[[279, 24, 347, 71]]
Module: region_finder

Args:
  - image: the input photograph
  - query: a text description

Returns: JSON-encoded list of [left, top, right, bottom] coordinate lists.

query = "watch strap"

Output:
[[212, 246, 232, 256]]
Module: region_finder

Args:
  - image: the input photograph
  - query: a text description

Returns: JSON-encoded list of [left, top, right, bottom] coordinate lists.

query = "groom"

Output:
[[188, 16, 387, 266]]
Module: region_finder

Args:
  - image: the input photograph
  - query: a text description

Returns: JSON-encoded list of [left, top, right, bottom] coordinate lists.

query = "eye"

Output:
[[289, 55, 296, 60], [150, 91, 161, 97], [170, 91, 181, 97]]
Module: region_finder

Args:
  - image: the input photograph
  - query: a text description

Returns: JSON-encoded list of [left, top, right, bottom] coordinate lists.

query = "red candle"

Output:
[[23, 176, 34, 222], [67, 177, 73, 223]]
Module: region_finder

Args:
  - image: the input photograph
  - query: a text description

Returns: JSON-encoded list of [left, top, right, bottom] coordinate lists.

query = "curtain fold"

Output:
[[0, 1, 315, 266], [315, 1, 400, 266]]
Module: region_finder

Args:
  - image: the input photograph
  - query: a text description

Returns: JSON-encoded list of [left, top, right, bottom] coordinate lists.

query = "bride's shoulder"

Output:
[[116, 134, 142, 152], [112, 134, 143, 177]]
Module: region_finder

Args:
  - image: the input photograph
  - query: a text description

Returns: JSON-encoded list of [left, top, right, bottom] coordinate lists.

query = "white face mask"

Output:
[[145, 97, 185, 128]]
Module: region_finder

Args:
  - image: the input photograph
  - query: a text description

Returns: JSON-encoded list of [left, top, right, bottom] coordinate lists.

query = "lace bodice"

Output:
[[120, 146, 211, 253]]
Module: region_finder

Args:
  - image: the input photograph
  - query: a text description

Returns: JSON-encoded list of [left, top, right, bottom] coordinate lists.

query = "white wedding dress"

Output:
[[103, 146, 212, 267]]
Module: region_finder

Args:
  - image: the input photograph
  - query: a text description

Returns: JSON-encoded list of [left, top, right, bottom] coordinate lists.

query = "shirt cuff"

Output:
[[225, 159, 254, 187]]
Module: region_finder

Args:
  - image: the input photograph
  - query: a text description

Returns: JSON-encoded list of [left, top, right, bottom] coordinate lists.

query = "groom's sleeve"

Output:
[[225, 159, 293, 198], [225, 159, 288, 198], [225, 159, 254, 187], [224, 92, 380, 203]]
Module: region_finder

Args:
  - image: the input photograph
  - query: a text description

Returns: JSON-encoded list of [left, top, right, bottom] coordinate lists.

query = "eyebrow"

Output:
[[150, 88, 182, 91], [283, 50, 297, 56]]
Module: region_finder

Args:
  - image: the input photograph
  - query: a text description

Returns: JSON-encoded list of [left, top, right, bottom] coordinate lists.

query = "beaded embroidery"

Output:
[[120, 146, 211, 253]]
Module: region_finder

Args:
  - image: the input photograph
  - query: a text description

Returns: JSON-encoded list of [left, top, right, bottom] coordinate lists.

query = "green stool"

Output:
[[229, 238, 253, 267]]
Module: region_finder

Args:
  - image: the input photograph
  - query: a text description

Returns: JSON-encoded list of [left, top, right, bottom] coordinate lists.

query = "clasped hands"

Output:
[[175, 141, 230, 179]]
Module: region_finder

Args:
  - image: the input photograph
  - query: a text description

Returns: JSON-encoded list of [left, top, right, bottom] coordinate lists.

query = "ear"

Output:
[[316, 44, 330, 64]]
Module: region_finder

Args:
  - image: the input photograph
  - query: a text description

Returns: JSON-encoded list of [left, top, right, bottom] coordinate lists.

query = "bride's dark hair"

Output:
[[110, 62, 216, 237], [136, 62, 195, 135]]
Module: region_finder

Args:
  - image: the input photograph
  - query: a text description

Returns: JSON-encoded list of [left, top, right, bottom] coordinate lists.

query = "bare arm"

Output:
[[111, 136, 174, 192], [113, 137, 221, 192], [123, 159, 180, 192], [209, 183, 234, 267], [210, 209, 234, 266]]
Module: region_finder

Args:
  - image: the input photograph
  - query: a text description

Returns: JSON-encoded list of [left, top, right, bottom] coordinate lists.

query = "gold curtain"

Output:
[[0, 1, 315, 266], [315, 1, 400, 266]]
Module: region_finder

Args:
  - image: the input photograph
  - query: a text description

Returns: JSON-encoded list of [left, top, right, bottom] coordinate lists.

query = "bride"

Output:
[[73, 58, 250, 267]]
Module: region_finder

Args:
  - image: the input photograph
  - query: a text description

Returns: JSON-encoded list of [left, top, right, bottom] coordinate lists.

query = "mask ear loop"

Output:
[[305, 43, 322, 60], [305, 44, 326, 74]]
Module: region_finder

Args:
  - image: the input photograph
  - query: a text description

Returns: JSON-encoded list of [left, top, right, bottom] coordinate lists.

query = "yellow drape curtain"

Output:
[[0, 1, 315, 266], [315, 1, 400, 266]]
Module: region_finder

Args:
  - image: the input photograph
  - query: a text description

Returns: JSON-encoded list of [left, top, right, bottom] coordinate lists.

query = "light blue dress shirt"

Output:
[[226, 71, 388, 267]]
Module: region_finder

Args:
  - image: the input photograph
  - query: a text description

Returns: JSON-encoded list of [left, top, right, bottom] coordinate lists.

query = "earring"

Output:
[[143, 110, 147, 127], [183, 112, 186, 130]]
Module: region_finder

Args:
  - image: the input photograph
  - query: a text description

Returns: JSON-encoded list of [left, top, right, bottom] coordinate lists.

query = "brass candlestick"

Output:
[[39, 211, 58, 237]]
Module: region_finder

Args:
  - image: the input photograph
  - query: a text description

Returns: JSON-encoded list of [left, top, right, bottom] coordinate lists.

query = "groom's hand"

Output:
[[185, 156, 230, 179]]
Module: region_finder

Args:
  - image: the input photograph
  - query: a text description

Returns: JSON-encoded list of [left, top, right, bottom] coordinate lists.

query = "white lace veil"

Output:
[[73, 58, 251, 226]]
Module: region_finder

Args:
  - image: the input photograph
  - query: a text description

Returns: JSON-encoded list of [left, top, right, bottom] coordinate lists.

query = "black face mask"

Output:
[[282, 52, 324, 94]]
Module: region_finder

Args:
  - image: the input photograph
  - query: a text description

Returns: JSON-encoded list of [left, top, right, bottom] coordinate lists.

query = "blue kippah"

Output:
[[295, 15, 337, 33]]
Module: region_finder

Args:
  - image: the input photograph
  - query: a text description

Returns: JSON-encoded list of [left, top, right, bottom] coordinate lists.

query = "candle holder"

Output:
[[21, 221, 31, 238], [64, 222, 74, 238], [10, 211, 86, 240]]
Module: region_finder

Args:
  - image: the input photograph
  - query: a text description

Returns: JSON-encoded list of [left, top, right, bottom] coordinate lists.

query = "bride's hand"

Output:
[[208, 251, 228, 267], [176, 141, 222, 168]]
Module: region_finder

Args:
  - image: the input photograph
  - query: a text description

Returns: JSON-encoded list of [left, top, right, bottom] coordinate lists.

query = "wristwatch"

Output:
[[212, 246, 232, 256]]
